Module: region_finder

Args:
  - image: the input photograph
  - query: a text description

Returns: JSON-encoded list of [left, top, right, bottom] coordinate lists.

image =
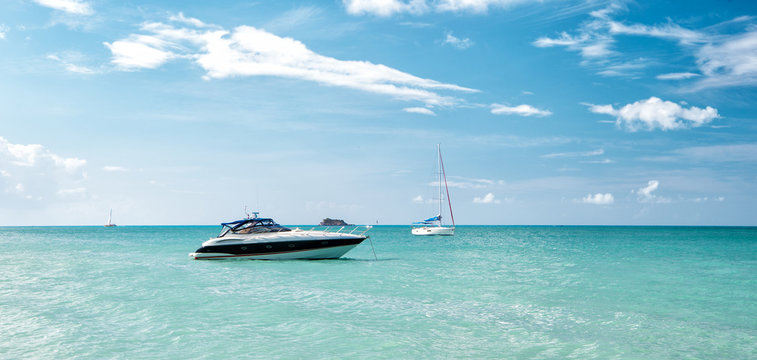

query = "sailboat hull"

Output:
[[412, 226, 454, 236]]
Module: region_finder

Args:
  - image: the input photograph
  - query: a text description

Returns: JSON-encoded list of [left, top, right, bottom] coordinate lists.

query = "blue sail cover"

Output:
[[424, 215, 441, 222], [413, 215, 441, 224]]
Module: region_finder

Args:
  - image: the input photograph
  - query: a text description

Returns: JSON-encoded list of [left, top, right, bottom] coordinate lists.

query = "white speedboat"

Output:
[[412, 144, 455, 236], [189, 213, 371, 260]]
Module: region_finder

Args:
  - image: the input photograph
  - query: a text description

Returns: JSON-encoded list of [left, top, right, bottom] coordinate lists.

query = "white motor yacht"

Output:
[[189, 213, 371, 260]]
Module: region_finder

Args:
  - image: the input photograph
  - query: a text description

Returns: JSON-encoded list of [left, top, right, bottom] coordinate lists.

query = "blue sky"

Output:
[[1, 0, 756, 225]]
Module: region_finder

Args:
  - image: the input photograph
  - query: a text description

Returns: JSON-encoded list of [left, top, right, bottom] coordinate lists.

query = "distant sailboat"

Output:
[[412, 144, 455, 236], [104, 209, 117, 227]]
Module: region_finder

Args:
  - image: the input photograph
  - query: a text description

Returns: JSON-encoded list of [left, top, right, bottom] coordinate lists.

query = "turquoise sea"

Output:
[[1, 226, 756, 359]]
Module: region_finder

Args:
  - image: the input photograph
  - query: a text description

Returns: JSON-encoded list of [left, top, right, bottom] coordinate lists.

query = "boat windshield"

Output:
[[219, 218, 291, 237]]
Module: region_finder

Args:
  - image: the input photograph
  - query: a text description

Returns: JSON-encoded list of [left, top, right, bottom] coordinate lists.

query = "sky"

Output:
[[1, 0, 756, 226]]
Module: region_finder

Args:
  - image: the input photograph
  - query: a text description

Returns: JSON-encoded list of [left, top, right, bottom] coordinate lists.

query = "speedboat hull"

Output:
[[412, 226, 454, 236], [189, 236, 366, 260]]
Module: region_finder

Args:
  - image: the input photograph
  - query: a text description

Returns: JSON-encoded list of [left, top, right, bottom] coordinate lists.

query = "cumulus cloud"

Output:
[[33, 0, 93, 15], [634, 180, 670, 203], [491, 104, 552, 117], [412, 195, 424, 204], [588, 97, 719, 131], [581, 193, 614, 205], [0, 25, 8, 39], [443, 32, 474, 49], [0, 136, 87, 203], [473, 192, 501, 204], [104, 15, 477, 108], [343, 0, 529, 16], [404, 107, 436, 115]]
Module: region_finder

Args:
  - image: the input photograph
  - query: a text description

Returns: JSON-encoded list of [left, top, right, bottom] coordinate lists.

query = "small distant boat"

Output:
[[189, 212, 372, 260], [104, 209, 117, 227], [412, 144, 455, 236]]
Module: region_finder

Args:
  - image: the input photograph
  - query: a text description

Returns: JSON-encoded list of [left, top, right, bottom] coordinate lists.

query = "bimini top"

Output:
[[219, 217, 291, 237]]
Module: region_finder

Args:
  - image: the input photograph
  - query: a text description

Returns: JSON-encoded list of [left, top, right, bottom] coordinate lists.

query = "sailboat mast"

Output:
[[438, 144, 442, 222], [439, 146, 455, 227]]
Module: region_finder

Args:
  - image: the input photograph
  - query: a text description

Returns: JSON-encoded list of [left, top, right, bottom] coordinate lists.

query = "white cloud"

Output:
[[473, 192, 501, 204], [33, 0, 93, 15], [343, 0, 427, 16], [634, 180, 670, 203], [443, 32, 474, 49], [694, 29, 757, 89], [581, 193, 614, 205], [103, 166, 128, 172], [404, 107, 436, 115], [588, 97, 719, 131], [47, 54, 98, 74], [0, 25, 8, 39], [491, 104, 552, 117], [656, 72, 700, 80], [168, 12, 209, 28], [542, 149, 603, 158], [533, 5, 757, 89], [607, 21, 706, 45], [0, 136, 87, 203], [105, 17, 477, 108], [343, 0, 529, 16], [437, 0, 529, 13], [443, 176, 495, 189], [412, 195, 424, 204]]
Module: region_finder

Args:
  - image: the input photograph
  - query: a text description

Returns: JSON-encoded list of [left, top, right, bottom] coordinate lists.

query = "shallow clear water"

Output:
[[1, 226, 755, 359]]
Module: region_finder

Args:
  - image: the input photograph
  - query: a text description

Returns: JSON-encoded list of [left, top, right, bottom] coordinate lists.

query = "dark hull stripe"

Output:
[[193, 237, 365, 258], [192, 244, 356, 259]]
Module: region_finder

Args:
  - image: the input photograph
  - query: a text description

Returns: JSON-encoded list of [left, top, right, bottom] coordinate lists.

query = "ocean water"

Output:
[[1, 226, 755, 359]]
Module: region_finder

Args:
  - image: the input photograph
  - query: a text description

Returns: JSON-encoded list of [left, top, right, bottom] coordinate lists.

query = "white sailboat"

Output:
[[412, 144, 455, 236], [104, 209, 117, 227]]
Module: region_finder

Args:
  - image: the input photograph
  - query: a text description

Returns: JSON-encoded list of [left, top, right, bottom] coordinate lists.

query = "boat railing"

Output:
[[294, 225, 373, 236]]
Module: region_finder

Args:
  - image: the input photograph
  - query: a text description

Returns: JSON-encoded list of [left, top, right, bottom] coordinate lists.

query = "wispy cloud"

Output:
[[673, 144, 757, 163], [694, 29, 757, 89], [656, 72, 700, 80], [444, 176, 495, 189], [542, 149, 604, 158], [634, 180, 670, 203], [491, 103, 552, 117], [533, 3, 757, 89], [343, 0, 531, 17], [473, 192, 501, 204], [47, 53, 98, 74], [587, 97, 719, 131], [104, 14, 477, 108], [33, 0, 93, 15], [0, 25, 8, 39], [103, 166, 128, 172], [404, 107, 436, 115], [443, 32, 474, 49], [581, 193, 614, 205]]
